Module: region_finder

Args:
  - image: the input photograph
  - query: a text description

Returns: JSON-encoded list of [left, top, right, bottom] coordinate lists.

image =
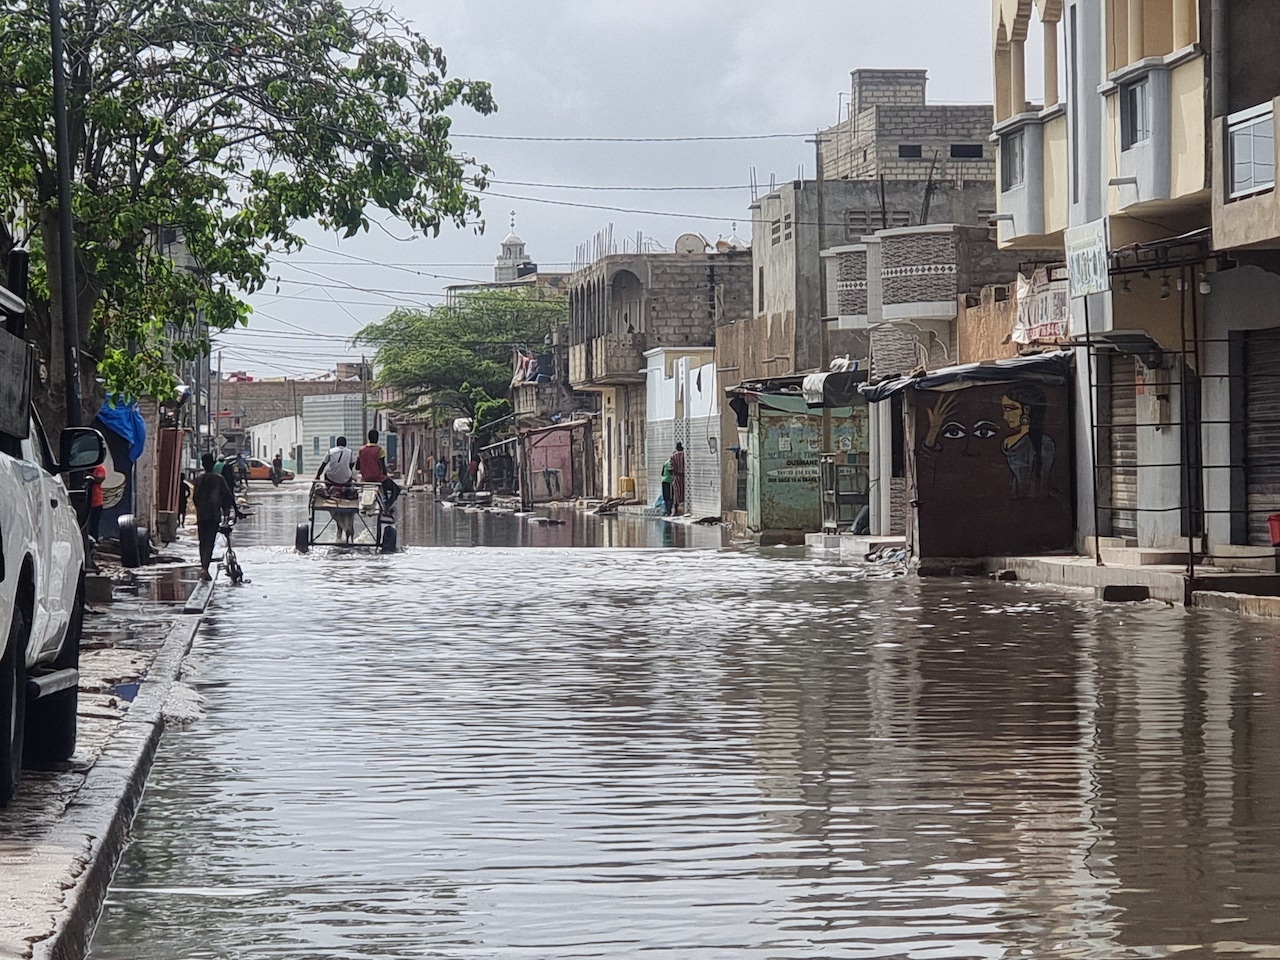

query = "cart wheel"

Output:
[[118, 515, 140, 568], [295, 522, 310, 553], [380, 525, 398, 554]]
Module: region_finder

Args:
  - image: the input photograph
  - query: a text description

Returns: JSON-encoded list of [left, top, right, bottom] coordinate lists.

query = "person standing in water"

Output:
[[668, 442, 687, 516]]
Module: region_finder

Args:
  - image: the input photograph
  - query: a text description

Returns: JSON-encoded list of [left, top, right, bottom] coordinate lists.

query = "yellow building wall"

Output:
[[1106, 94, 1122, 215], [1043, 113, 1069, 237], [1170, 56, 1207, 199]]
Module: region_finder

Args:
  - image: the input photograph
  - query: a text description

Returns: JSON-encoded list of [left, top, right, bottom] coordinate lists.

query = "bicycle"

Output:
[[218, 511, 252, 585]]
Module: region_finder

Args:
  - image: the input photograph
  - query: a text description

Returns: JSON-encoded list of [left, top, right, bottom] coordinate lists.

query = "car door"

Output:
[[21, 416, 78, 661]]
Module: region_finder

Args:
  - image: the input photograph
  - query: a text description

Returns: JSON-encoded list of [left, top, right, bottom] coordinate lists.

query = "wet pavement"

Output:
[[87, 486, 1280, 959]]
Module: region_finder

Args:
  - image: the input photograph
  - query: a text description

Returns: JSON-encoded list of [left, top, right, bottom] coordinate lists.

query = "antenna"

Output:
[[509, 210, 516, 232]]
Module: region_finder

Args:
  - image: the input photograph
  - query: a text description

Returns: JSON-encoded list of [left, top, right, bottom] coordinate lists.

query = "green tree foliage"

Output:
[[356, 288, 566, 423], [0, 0, 494, 426]]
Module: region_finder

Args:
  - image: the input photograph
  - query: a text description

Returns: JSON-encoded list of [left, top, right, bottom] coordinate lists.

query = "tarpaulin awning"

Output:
[[859, 351, 1073, 403], [803, 370, 869, 408]]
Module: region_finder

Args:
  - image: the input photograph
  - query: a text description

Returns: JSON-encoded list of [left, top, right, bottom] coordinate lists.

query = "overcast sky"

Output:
[[216, 0, 1033, 378]]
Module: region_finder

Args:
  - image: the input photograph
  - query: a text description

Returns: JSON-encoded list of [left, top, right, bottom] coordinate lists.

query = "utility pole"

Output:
[[49, 0, 81, 425], [812, 131, 832, 455], [360, 354, 369, 437], [214, 350, 222, 456]]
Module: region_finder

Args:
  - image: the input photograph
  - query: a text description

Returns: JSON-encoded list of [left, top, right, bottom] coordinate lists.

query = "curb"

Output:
[[30, 617, 201, 960]]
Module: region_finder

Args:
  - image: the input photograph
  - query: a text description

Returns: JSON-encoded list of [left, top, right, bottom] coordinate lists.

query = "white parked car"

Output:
[[0, 346, 106, 804]]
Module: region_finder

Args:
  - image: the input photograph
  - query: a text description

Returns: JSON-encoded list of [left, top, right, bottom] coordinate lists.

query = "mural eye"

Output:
[[972, 421, 999, 439], [940, 422, 966, 440]]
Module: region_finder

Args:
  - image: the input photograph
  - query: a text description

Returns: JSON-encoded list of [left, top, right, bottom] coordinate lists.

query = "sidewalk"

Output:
[[0, 558, 209, 960]]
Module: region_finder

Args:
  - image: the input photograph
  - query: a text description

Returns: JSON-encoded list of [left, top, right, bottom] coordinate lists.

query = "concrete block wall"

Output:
[[216, 379, 362, 432], [835, 249, 869, 316], [881, 231, 959, 307]]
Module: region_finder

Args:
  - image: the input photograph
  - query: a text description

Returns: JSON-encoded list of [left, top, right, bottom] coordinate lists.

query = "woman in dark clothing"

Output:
[[194, 452, 236, 580]]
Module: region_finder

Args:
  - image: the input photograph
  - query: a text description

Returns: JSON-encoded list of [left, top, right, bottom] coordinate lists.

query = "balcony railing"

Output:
[[569, 334, 647, 388]]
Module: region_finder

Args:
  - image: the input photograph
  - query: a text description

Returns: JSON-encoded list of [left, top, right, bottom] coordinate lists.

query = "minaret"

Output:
[[494, 211, 536, 282]]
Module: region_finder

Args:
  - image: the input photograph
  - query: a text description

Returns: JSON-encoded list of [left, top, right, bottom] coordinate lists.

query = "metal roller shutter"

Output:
[[1108, 354, 1138, 539], [1245, 329, 1280, 545]]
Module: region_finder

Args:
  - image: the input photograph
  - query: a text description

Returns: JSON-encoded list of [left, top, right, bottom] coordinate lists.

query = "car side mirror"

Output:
[[59, 427, 107, 472]]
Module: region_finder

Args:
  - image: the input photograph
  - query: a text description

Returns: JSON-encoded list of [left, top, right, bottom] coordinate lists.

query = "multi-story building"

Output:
[[988, 0, 1280, 563], [716, 69, 999, 533], [568, 245, 752, 502]]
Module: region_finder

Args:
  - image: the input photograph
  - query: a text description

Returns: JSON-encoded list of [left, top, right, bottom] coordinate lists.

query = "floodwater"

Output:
[[88, 486, 1280, 959]]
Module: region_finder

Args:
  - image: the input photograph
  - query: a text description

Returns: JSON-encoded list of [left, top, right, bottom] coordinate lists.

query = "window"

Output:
[[1121, 78, 1150, 150], [313, 436, 320, 455], [770, 218, 782, 246], [950, 144, 984, 159], [757, 266, 765, 313], [898, 144, 923, 159], [977, 208, 996, 226], [889, 211, 912, 228], [783, 214, 793, 241], [1228, 104, 1276, 199], [1001, 130, 1025, 190]]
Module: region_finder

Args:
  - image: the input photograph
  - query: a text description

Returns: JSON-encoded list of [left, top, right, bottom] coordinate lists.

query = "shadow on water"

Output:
[[228, 484, 728, 551]]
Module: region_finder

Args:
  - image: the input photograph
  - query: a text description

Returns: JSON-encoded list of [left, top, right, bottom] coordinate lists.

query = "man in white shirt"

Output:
[[316, 436, 357, 495]]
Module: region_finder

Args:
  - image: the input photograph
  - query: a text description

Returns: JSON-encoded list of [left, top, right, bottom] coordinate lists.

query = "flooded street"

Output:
[[87, 488, 1280, 959]]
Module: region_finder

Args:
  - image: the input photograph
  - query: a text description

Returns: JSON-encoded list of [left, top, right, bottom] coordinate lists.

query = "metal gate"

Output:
[[1245, 328, 1280, 545], [1104, 353, 1139, 539]]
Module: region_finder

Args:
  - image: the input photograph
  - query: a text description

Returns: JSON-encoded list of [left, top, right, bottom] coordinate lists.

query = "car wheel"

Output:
[[295, 522, 310, 553], [0, 603, 28, 806], [25, 579, 81, 765], [118, 514, 140, 568], [380, 525, 398, 554]]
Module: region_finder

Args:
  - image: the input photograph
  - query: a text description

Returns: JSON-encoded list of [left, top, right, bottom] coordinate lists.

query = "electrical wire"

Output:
[[487, 178, 751, 192], [450, 132, 811, 143]]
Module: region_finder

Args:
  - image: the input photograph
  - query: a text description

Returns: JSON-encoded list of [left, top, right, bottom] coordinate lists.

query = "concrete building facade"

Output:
[[568, 247, 751, 502], [302, 394, 365, 468], [644, 347, 720, 517], [988, 0, 1280, 569]]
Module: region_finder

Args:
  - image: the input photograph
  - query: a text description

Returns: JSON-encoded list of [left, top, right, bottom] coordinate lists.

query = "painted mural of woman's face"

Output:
[[1000, 395, 1027, 432]]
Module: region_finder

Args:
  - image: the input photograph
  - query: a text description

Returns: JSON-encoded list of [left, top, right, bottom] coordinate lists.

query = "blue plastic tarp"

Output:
[[95, 399, 146, 462]]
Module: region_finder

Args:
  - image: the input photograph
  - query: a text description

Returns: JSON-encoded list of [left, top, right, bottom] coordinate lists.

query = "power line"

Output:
[[451, 132, 811, 143], [480, 189, 747, 222], [488, 178, 750, 192]]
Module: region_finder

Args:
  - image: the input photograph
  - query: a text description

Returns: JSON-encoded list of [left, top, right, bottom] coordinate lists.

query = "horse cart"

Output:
[[295, 481, 397, 553]]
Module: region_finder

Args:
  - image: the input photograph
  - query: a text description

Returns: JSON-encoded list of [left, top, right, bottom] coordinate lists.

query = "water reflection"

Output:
[[87, 529, 1280, 958], [231, 484, 727, 551]]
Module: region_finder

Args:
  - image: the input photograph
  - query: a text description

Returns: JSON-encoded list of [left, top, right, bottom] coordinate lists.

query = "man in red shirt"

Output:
[[357, 429, 399, 511], [85, 463, 108, 541]]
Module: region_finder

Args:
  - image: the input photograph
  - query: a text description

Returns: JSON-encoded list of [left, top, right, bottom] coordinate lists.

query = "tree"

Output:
[[356, 288, 566, 426], [0, 0, 494, 428]]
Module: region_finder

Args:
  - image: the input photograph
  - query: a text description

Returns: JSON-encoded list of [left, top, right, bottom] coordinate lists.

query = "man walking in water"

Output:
[[194, 453, 236, 581], [669, 442, 687, 516]]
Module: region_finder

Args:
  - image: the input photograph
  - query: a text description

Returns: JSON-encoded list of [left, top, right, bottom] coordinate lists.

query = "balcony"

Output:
[[992, 106, 1067, 249], [1104, 50, 1208, 222], [568, 333, 647, 389], [1212, 98, 1280, 250]]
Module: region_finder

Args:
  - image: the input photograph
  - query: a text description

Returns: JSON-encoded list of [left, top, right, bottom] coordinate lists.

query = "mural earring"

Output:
[[1020, 415, 1030, 426]]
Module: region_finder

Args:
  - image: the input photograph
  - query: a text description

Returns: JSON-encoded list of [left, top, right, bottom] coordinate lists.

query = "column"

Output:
[[1128, 0, 1145, 64], [1044, 17, 1060, 108], [1011, 40, 1027, 115], [1173, 0, 1196, 49], [995, 45, 1013, 122]]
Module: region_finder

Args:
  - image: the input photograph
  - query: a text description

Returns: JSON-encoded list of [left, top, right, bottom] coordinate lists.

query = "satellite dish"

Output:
[[674, 233, 708, 255]]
